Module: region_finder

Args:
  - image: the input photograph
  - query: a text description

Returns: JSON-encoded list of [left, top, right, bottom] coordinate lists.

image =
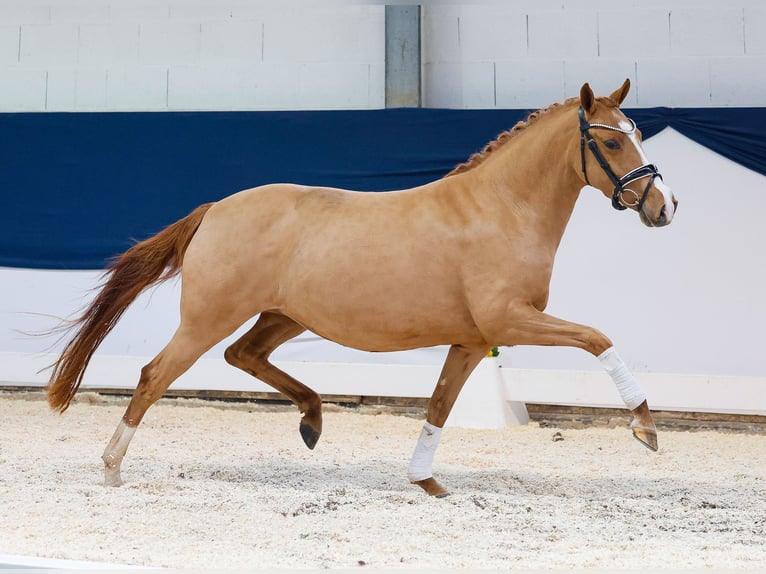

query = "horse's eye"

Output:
[[604, 139, 621, 151]]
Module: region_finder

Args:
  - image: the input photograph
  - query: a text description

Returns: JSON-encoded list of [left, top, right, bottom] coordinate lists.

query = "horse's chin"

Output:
[[639, 211, 655, 227], [639, 210, 671, 228]]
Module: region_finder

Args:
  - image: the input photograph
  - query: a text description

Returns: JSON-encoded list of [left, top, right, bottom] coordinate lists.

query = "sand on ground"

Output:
[[1, 392, 764, 570]]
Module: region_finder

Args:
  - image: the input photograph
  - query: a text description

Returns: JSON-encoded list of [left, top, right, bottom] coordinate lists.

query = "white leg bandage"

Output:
[[598, 347, 646, 411], [407, 421, 443, 482]]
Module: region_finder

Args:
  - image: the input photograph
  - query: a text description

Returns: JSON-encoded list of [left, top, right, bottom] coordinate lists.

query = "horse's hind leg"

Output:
[[103, 321, 238, 486], [409, 344, 488, 497], [224, 311, 323, 449]]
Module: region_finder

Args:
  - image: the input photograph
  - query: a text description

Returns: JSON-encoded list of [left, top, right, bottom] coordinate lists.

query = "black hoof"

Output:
[[299, 421, 321, 450]]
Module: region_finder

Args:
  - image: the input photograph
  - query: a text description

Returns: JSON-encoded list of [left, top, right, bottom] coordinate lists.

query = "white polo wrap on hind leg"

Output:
[[598, 347, 646, 410], [407, 421, 443, 482]]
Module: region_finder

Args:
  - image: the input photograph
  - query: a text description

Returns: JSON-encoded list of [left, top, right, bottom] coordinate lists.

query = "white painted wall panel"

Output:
[[229, 2, 271, 21], [49, 1, 108, 24], [70, 68, 108, 109], [45, 68, 77, 110], [200, 20, 263, 63], [456, 6, 527, 62], [107, 66, 168, 110], [527, 11, 598, 59], [46, 68, 108, 110], [422, 61, 495, 109], [167, 1, 231, 22], [669, 9, 745, 57], [251, 63, 301, 109], [710, 56, 766, 106], [262, 7, 383, 64], [635, 58, 712, 107], [0, 2, 384, 111], [1, 1, 761, 112], [108, 2, 169, 22], [78, 23, 140, 66], [0, 3, 50, 26], [168, 65, 256, 110], [744, 8, 766, 55], [0, 68, 46, 110], [495, 60, 565, 109], [0, 26, 19, 64], [138, 21, 200, 65], [421, 5, 460, 64], [598, 10, 670, 59], [422, 1, 764, 109], [299, 62, 383, 110], [19, 24, 79, 66]]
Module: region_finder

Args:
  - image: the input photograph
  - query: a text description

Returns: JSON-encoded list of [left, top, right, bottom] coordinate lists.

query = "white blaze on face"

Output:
[[619, 120, 675, 222]]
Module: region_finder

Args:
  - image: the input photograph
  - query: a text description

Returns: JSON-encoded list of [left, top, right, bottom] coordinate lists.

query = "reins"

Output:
[[578, 106, 662, 212]]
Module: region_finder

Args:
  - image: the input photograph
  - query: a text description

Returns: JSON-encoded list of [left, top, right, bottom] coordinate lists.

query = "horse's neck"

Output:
[[473, 110, 583, 246]]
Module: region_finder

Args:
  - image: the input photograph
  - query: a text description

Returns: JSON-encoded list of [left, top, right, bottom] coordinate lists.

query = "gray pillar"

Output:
[[385, 5, 421, 108]]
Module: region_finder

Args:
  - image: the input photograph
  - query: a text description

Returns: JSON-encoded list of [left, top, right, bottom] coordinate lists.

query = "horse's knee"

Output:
[[584, 329, 613, 357]]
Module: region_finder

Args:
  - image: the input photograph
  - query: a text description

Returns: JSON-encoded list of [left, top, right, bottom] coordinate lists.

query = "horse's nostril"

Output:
[[659, 205, 667, 223]]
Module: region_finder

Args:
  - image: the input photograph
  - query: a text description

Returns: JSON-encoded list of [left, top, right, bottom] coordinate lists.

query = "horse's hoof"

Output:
[[104, 472, 124, 487], [631, 421, 659, 452], [299, 421, 321, 450], [412, 477, 449, 498]]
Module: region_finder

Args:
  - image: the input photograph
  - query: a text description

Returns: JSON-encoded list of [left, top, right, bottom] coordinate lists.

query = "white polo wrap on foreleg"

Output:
[[407, 421, 443, 482], [598, 347, 646, 411]]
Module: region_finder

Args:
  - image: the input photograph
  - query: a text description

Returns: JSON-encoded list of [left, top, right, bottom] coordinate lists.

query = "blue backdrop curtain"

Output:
[[1, 107, 764, 269]]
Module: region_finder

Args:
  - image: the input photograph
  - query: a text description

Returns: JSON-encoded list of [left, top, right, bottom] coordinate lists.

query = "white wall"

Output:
[[0, 1, 385, 111], [422, 1, 766, 108], [2, 1, 765, 112]]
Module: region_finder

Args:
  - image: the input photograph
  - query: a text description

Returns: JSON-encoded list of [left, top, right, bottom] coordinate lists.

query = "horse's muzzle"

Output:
[[640, 197, 678, 228]]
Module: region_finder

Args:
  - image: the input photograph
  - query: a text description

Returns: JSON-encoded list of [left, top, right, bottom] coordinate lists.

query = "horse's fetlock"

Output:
[[306, 393, 323, 413]]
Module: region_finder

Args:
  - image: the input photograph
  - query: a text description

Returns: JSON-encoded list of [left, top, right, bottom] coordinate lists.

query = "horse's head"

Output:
[[578, 79, 677, 227]]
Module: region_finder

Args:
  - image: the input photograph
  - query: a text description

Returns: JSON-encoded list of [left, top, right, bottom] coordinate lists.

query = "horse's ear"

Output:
[[609, 78, 631, 106], [580, 83, 596, 114]]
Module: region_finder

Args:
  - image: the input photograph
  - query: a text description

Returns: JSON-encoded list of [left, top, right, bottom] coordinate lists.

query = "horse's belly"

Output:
[[295, 318, 484, 352], [282, 288, 485, 352]]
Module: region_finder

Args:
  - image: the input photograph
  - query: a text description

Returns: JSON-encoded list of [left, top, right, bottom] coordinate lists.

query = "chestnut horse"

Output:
[[46, 80, 677, 497]]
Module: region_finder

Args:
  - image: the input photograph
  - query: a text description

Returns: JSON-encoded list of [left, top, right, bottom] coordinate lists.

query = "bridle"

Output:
[[578, 106, 663, 212]]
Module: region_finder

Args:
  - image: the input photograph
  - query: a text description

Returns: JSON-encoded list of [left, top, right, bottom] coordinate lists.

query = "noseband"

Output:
[[578, 106, 662, 211]]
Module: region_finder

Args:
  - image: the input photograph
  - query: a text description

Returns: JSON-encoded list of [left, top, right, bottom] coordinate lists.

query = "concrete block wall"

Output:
[[0, 1, 384, 111], [423, 0, 766, 108], [1, 1, 764, 111]]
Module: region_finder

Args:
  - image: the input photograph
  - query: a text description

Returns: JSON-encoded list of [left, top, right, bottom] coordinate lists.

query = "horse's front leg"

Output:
[[499, 304, 658, 451], [409, 344, 488, 497], [598, 346, 658, 450]]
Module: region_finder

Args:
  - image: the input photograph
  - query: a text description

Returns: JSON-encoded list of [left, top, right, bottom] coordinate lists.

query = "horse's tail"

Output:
[[46, 202, 214, 413]]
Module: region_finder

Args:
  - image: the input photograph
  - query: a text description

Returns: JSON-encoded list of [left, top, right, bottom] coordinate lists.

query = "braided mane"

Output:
[[446, 97, 580, 177]]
